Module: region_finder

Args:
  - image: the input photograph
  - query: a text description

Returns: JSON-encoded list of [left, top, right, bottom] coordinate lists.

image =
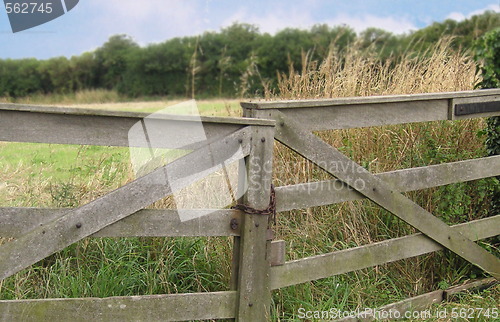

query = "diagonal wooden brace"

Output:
[[0, 127, 251, 281], [274, 111, 500, 280]]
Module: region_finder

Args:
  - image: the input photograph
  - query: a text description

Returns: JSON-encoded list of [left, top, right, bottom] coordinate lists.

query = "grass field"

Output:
[[1, 39, 499, 320]]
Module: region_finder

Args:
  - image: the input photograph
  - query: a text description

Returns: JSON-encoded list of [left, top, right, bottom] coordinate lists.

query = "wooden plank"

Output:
[[0, 105, 273, 147], [270, 215, 500, 289], [0, 291, 237, 321], [270, 240, 286, 266], [0, 103, 275, 125], [444, 277, 498, 301], [251, 100, 449, 131], [230, 159, 250, 291], [272, 112, 500, 279], [235, 126, 275, 321], [337, 278, 498, 321], [275, 155, 500, 211], [0, 127, 251, 280], [0, 208, 242, 238], [336, 290, 444, 321], [241, 89, 500, 109], [243, 90, 500, 130]]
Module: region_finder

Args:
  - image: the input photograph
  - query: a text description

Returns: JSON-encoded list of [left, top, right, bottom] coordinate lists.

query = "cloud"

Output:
[[446, 4, 500, 22], [222, 8, 416, 35], [327, 13, 417, 34], [222, 7, 315, 34]]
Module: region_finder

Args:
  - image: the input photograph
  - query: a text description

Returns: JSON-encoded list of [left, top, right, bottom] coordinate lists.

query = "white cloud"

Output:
[[446, 4, 500, 22], [222, 8, 416, 35], [221, 7, 315, 34], [327, 13, 417, 34]]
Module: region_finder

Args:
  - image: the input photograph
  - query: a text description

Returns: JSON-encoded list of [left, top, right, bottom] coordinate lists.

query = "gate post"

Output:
[[234, 125, 274, 321]]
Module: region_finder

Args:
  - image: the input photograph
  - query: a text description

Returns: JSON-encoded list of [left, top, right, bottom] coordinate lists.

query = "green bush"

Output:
[[475, 28, 500, 216]]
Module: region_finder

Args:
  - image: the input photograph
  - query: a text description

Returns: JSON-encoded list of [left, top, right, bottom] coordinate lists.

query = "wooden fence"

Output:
[[0, 89, 499, 321]]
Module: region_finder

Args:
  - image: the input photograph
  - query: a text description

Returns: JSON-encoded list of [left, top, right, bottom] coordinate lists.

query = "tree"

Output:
[[95, 34, 139, 89]]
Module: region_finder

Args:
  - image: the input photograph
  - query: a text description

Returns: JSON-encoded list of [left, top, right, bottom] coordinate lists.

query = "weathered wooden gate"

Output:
[[0, 104, 276, 321], [242, 89, 500, 296], [0, 89, 499, 321]]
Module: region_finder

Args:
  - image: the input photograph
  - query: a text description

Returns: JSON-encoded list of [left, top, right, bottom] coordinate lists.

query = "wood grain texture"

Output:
[[0, 104, 273, 147], [241, 89, 500, 109], [0, 291, 237, 322], [275, 155, 500, 211], [243, 90, 500, 130], [235, 125, 275, 321], [0, 208, 242, 238], [270, 215, 499, 289]]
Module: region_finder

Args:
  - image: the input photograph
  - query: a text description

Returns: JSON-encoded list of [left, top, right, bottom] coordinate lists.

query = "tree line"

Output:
[[1, 11, 499, 98]]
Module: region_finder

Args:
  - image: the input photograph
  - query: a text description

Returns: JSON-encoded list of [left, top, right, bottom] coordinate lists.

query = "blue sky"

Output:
[[0, 0, 499, 59]]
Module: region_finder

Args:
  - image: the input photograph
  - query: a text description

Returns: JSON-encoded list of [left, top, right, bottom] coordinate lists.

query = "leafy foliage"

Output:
[[474, 28, 500, 217]]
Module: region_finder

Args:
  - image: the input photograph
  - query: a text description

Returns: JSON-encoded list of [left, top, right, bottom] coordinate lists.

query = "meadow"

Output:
[[0, 39, 498, 320]]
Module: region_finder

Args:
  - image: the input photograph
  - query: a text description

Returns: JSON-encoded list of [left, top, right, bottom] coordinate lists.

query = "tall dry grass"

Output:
[[276, 38, 476, 99]]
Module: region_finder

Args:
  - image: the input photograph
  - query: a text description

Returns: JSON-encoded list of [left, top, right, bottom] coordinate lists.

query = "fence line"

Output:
[[1, 89, 499, 321]]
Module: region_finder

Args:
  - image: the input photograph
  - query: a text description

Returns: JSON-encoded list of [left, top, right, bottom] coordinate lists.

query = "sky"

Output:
[[0, 0, 499, 59]]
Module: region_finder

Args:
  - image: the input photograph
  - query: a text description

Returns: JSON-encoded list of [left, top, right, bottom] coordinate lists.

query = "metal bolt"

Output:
[[230, 218, 238, 230], [76, 223, 82, 229]]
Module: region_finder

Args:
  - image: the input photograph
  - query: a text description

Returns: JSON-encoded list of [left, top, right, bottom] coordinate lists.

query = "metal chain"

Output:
[[231, 184, 276, 224]]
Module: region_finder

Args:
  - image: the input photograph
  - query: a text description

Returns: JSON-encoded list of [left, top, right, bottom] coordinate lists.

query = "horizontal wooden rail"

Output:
[[276, 155, 500, 211], [0, 103, 274, 147], [0, 208, 242, 238], [242, 89, 500, 130], [270, 215, 500, 289], [0, 291, 237, 321], [337, 278, 497, 321]]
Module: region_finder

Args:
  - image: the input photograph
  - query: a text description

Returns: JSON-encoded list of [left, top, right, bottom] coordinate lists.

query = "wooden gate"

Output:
[[0, 104, 276, 321], [0, 89, 499, 321], [242, 89, 500, 293]]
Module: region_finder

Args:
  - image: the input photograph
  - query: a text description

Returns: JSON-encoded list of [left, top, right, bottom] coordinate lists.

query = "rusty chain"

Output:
[[231, 184, 276, 224]]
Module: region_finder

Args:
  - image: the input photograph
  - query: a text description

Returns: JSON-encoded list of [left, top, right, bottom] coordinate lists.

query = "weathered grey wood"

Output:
[[0, 291, 237, 321], [270, 240, 286, 266], [0, 127, 251, 280], [241, 89, 500, 109], [272, 112, 500, 279], [276, 155, 500, 211], [0, 104, 273, 147], [243, 89, 500, 130], [235, 125, 275, 321], [0, 103, 275, 125], [336, 290, 444, 321], [444, 277, 498, 301], [230, 159, 249, 291], [250, 100, 449, 131], [0, 208, 242, 238], [270, 215, 499, 289]]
